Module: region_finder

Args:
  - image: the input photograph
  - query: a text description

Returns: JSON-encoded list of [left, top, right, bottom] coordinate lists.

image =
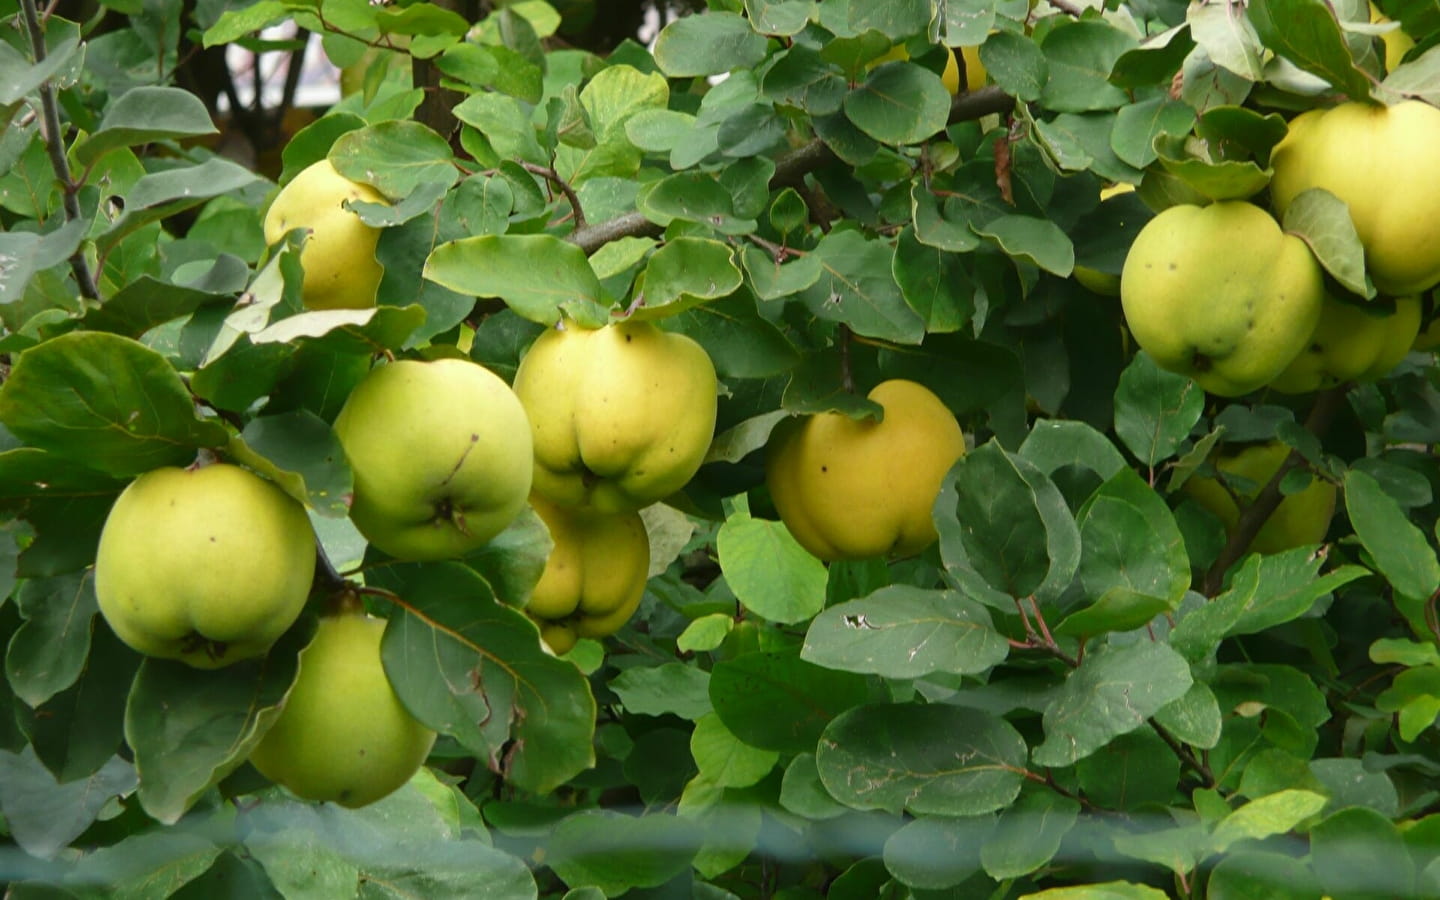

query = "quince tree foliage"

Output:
[[5, 0, 1440, 895]]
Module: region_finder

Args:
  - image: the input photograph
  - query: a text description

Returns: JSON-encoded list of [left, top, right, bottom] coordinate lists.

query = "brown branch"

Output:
[[1150, 719, 1216, 788], [567, 84, 1018, 255], [521, 162, 587, 230], [1201, 386, 1346, 596], [19, 0, 99, 301]]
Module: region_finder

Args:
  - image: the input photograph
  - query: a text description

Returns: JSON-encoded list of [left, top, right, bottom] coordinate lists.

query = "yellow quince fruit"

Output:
[[511, 320, 718, 513], [1120, 201, 1324, 396], [525, 495, 650, 650], [1270, 294, 1421, 393], [766, 379, 966, 561], [1269, 100, 1440, 297], [1183, 442, 1337, 555], [263, 158, 387, 310]]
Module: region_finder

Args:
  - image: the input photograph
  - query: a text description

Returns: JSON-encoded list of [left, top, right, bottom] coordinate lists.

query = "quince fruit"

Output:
[[333, 358, 533, 561], [249, 612, 436, 808], [1371, 3, 1415, 72], [525, 496, 650, 652], [263, 159, 387, 310], [766, 379, 965, 561], [1270, 294, 1421, 393], [1184, 442, 1336, 555], [512, 320, 717, 513], [1120, 201, 1324, 396], [1269, 100, 1440, 296], [95, 464, 315, 669]]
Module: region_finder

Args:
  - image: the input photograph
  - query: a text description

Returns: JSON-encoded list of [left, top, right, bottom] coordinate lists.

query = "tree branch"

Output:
[[19, 0, 99, 301], [567, 85, 1018, 255], [1201, 386, 1347, 595]]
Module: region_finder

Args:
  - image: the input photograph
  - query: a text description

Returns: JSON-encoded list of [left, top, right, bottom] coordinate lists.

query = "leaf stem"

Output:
[[520, 162, 587, 230], [1150, 719, 1215, 788], [18, 0, 99, 301]]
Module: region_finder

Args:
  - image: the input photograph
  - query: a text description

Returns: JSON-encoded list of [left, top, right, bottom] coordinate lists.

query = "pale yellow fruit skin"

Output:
[[333, 358, 533, 561], [95, 464, 315, 669], [1184, 443, 1337, 555], [537, 620, 578, 655], [512, 321, 718, 513], [1371, 3, 1415, 72], [525, 496, 649, 640], [1120, 201, 1325, 397], [1270, 101, 1440, 297], [766, 380, 966, 562], [262, 159, 386, 310], [250, 614, 436, 809], [1270, 295, 1422, 393]]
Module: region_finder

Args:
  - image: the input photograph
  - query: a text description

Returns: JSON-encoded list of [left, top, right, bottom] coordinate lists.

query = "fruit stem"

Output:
[[1200, 386, 1346, 596]]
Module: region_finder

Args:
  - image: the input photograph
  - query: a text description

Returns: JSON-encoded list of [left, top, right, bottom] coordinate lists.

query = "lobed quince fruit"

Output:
[[95, 463, 315, 669], [263, 159, 387, 310], [1269, 100, 1440, 297], [249, 612, 436, 808], [1270, 294, 1422, 393], [333, 358, 533, 561], [766, 379, 966, 561], [525, 495, 650, 652], [511, 320, 718, 513], [1183, 442, 1337, 555], [1120, 200, 1324, 397]]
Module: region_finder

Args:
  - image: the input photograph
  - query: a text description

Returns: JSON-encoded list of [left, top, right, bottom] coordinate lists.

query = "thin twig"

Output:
[[18, 0, 99, 300], [1150, 719, 1216, 787], [520, 162, 587, 230]]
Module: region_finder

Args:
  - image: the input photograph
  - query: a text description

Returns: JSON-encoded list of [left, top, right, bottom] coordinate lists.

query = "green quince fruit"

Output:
[[525, 495, 650, 651], [95, 463, 316, 668], [511, 320, 718, 513], [1183, 442, 1337, 555], [1270, 294, 1422, 393], [333, 358, 533, 561], [1120, 200, 1324, 397], [766, 379, 966, 561], [263, 159, 387, 310], [1269, 100, 1440, 297], [249, 612, 436, 808]]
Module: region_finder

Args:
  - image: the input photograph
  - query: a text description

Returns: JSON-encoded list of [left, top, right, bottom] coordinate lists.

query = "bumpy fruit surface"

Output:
[[1269, 101, 1440, 296], [512, 320, 717, 512], [262, 159, 386, 310], [1184, 443, 1337, 555], [249, 613, 435, 808], [526, 496, 650, 651], [1120, 201, 1324, 397], [766, 380, 965, 561], [95, 464, 315, 669], [333, 358, 533, 561], [1270, 294, 1421, 393]]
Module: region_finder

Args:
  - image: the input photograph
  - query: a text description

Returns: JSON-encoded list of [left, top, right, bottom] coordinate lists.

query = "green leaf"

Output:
[[50, 828, 221, 898], [972, 214, 1075, 277], [779, 753, 848, 820], [373, 562, 596, 794], [939, 441, 1082, 603], [0, 27, 80, 105], [883, 814, 993, 889], [1152, 133, 1271, 202], [653, 12, 768, 77], [5, 571, 97, 708], [21, 627, 138, 785], [1309, 806, 1414, 900], [0, 747, 135, 859], [0, 332, 229, 478], [1154, 679, 1223, 750], [203, 0, 294, 46], [1019, 419, 1129, 482], [1032, 641, 1193, 767], [1248, 0, 1374, 101], [800, 585, 1009, 678], [1075, 729, 1180, 809], [124, 621, 309, 824], [677, 614, 734, 653], [1019, 882, 1172, 899], [816, 703, 1028, 816], [1377, 666, 1440, 741], [424, 235, 607, 327], [800, 229, 927, 345], [843, 63, 951, 146], [981, 791, 1080, 879], [744, 0, 813, 36], [545, 811, 701, 895], [1075, 468, 1190, 608], [1206, 850, 1322, 900], [630, 238, 743, 318], [73, 86, 216, 167], [1345, 468, 1440, 602], [690, 712, 778, 788], [332, 121, 458, 198], [610, 662, 713, 720], [1281, 187, 1374, 298], [982, 30, 1048, 102], [1188, 3, 1266, 81], [637, 172, 756, 234], [1113, 351, 1205, 467], [0, 221, 88, 306], [710, 651, 868, 754], [83, 269, 245, 337], [1054, 589, 1174, 640], [1111, 98, 1197, 170], [1210, 789, 1327, 853], [1038, 21, 1136, 112], [893, 227, 976, 333], [717, 505, 827, 625], [97, 158, 264, 256], [226, 411, 353, 518]]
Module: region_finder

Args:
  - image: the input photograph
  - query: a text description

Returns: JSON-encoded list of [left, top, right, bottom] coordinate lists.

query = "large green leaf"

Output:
[[709, 651, 868, 754]]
